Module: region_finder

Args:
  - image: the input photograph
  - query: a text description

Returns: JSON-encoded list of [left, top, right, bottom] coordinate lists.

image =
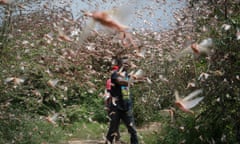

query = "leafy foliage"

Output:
[[0, 0, 240, 143], [158, 0, 240, 143]]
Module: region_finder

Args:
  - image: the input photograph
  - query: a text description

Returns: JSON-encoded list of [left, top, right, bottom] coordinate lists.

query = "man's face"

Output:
[[122, 60, 130, 71]]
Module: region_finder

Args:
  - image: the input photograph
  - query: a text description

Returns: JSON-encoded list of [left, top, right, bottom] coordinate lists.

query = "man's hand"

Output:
[[132, 77, 146, 84], [112, 97, 118, 106]]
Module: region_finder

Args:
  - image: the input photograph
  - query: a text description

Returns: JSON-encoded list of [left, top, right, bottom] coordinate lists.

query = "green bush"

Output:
[[159, 1, 240, 143], [0, 110, 66, 144]]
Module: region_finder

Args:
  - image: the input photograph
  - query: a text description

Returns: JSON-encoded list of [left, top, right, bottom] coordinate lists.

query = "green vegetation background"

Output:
[[0, 0, 239, 143]]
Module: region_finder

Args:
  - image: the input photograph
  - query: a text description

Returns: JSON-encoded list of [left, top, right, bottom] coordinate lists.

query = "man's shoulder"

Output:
[[111, 71, 118, 78]]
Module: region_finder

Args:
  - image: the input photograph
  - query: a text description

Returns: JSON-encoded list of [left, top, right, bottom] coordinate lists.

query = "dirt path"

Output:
[[67, 122, 161, 144], [68, 140, 106, 144]]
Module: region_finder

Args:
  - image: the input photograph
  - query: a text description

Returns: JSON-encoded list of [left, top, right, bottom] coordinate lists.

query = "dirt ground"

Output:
[[67, 122, 161, 144]]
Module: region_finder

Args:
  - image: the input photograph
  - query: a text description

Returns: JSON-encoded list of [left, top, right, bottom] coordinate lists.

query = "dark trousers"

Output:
[[106, 107, 139, 144], [106, 108, 120, 141]]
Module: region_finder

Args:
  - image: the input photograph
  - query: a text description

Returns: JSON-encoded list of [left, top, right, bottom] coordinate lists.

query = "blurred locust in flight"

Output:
[[84, 11, 129, 33], [174, 89, 204, 114], [83, 6, 136, 48]]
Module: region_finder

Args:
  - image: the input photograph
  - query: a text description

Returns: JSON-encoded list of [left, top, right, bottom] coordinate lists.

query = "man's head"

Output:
[[118, 57, 130, 71]]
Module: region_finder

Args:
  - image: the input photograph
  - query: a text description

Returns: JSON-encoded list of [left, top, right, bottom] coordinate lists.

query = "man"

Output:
[[106, 58, 139, 144]]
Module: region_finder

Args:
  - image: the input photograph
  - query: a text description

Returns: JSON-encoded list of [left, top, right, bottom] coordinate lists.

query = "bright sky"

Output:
[[70, 0, 187, 32], [0, 0, 186, 32]]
